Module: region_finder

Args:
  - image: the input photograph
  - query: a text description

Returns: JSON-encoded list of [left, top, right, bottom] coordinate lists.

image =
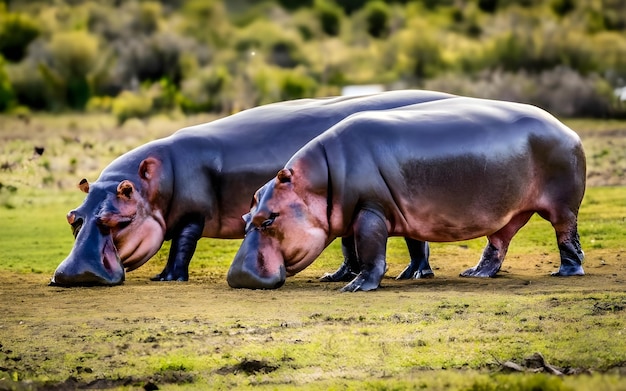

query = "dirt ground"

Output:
[[1, 247, 624, 390]]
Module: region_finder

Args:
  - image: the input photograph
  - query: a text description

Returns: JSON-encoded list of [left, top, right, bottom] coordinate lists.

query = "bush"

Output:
[[424, 67, 615, 117], [45, 30, 99, 109], [363, 1, 391, 38], [0, 56, 14, 111], [252, 65, 318, 105], [180, 0, 231, 46], [114, 32, 198, 87], [179, 65, 232, 113], [483, 27, 596, 75], [389, 27, 446, 81], [111, 90, 153, 124], [6, 59, 51, 110], [314, 0, 343, 37], [0, 12, 40, 62]]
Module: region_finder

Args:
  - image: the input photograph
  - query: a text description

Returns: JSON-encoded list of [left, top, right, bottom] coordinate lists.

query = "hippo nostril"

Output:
[[71, 217, 84, 238]]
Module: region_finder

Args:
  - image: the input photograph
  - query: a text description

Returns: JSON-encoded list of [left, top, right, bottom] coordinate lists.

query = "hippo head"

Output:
[[51, 158, 167, 286], [227, 168, 329, 289]]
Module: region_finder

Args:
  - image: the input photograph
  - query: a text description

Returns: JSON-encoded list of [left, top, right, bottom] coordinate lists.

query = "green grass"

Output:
[[1, 114, 625, 389], [0, 187, 625, 390]]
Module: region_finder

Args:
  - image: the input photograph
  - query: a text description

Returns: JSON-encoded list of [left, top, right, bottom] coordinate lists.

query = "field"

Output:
[[0, 113, 625, 390]]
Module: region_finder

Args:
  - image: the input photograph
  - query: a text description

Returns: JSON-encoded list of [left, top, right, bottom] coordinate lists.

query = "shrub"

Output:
[[180, 0, 231, 46], [111, 90, 153, 125], [114, 32, 198, 87], [179, 65, 232, 113], [0, 56, 15, 111], [0, 12, 40, 62], [45, 30, 99, 109], [389, 26, 446, 81], [551, 0, 575, 17], [233, 19, 307, 69], [314, 0, 343, 37], [134, 1, 162, 35], [424, 67, 614, 117], [6, 59, 51, 110], [252, 65, 318, 105], [363, 1, 391, 38]]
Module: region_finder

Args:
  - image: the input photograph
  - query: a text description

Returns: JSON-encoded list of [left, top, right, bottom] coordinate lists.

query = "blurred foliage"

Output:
[[0, 56, 14, 111], [0, 0, 624, 118]]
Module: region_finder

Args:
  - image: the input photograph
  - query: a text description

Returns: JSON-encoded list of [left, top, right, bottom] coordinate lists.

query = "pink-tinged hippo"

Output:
[[227, 97, 586, 291], [51, 90, 456, 286]]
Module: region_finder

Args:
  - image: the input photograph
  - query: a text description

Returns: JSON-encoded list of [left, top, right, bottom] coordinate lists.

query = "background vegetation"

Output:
[[0, 0, 625, 121]]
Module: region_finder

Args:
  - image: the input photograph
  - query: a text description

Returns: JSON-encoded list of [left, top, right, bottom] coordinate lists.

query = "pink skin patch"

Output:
[[102, 236, 123, 274]]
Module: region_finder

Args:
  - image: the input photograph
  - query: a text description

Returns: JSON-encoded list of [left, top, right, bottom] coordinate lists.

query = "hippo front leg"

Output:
[[152, 215, 204, 281], [320, 236, 359, 282], [341, 207, 388, 292], [396, 238, 434, 280]]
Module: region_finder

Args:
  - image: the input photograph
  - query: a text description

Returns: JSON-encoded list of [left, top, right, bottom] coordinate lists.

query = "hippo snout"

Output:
[[51, 226, 125, 287], [227, 230, 286, 289]]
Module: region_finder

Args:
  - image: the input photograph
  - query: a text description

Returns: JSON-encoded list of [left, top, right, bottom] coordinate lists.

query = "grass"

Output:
[[0, 113, 625, 390], [0, 186, 624, 390]]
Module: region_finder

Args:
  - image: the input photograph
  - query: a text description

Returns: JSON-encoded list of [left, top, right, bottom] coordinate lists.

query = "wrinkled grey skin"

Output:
[[52, 90, 455, 286], [227, 97, 586, 291]]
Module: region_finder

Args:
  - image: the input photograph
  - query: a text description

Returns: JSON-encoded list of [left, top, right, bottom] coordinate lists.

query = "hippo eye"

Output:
[[261, 212, 280, 229]]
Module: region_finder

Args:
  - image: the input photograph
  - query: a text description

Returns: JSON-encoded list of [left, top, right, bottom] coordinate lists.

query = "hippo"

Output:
[[51, 90, 456, 286], [227, 97, 586, 291]]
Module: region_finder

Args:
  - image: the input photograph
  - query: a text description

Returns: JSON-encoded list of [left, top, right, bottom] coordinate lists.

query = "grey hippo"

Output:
[[227, 97, 586, 291], [51, 90, 456, 286]]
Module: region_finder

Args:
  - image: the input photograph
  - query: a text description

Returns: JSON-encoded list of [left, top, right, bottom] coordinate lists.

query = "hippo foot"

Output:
[[320, 264, 358, 282], [459, 267, 497, 278], [340, 272, 380, 292], [320, 271, 358, 282], [550, 265, 584, 277], [396, 266, 435, 280], [150, 273, 189, 282]]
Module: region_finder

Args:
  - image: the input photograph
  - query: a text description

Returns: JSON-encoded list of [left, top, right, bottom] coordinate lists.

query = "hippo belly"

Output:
[[227, 97, 586, 292]]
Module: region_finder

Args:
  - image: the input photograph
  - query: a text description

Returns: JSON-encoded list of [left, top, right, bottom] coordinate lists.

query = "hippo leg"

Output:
[[341, 207, 388, 292], [320, 236, 359, 282], [547, 210, 584, 276], [152, 215, 204, 281], [396, 238, 434, 280], [461, 212, 534, 277]]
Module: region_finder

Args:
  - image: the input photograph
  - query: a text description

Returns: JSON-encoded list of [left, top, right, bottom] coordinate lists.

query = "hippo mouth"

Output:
[[50, 234, 125, 287], [102, 237, 123, 274]]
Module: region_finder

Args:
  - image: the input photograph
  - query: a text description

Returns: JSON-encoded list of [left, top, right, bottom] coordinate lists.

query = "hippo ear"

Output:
[[78, 178, 90, 193], [139, 157, 161, 181], [117, 180, 135, 200], [138, 157, 162, 201], [277, 168, 293, 184]]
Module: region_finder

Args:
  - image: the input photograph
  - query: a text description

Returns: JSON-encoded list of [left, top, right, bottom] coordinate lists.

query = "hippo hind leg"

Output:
[[341, 207, 388, 292], [461, 211, 534, 278], [396, 238, 434, 279], [540, 209, 584, 276]]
